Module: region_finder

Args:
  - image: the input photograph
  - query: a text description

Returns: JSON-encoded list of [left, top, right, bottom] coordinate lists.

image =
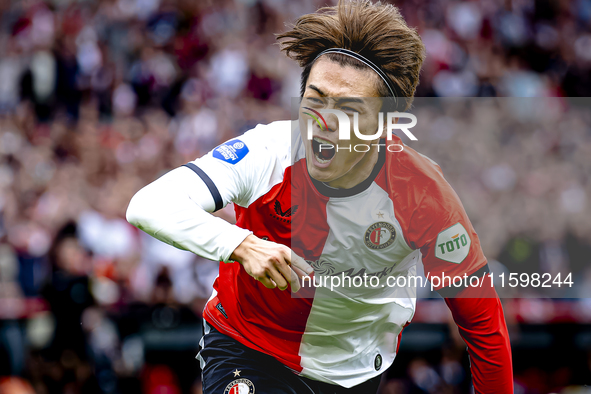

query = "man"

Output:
[[126, 1, 513, 393]]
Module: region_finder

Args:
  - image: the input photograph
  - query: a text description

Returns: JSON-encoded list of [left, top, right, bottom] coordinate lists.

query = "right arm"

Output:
[[126, 165, 252, 263], [126, 127, 311, 290]]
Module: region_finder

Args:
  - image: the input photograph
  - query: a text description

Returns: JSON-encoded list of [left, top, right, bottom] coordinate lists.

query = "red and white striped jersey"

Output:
[[192, 120, 487, 388]]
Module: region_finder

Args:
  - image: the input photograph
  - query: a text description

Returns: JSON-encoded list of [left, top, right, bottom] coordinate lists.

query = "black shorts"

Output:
[[198, 321, 382, 394]]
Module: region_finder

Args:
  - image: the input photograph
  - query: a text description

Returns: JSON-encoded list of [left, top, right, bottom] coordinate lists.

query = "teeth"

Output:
[[312, 136, 335, 164], [313, 137, 334, 147]]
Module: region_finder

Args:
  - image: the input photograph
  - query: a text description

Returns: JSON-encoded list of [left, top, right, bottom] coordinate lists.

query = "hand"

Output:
[[230, 235, 313, 292]]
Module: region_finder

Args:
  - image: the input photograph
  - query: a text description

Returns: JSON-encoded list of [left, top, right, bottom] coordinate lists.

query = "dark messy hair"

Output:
[[277, 0, 426, 110]]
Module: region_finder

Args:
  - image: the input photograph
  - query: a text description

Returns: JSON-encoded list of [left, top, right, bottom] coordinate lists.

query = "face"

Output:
[[299, 58, 385, 189]]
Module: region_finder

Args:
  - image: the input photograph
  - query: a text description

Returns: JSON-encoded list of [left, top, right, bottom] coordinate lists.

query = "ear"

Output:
[[380, 115, 399, 139], [379, 124, 387, 139]]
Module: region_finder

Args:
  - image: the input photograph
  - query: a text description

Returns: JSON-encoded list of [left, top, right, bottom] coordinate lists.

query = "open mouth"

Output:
[[312, 137, 336, 164]]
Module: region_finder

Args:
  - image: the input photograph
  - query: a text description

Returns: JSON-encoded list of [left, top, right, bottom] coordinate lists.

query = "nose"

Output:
[[323, 101, 339, 133]]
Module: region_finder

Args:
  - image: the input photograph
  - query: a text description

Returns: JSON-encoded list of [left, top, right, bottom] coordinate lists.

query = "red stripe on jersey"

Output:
[[374, 137, 487, 284], [396, 322, 409, 354], [205, 161, 331, 372]]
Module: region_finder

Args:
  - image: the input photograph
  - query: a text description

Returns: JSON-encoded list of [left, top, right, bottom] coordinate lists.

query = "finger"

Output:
[[289, 267, 301, 293], [267, 268, 289, 291], [286, 252, 314, 275], [258, 275, 277, 289], [275, 258, 294, 289], [292, 265, 308, 278]]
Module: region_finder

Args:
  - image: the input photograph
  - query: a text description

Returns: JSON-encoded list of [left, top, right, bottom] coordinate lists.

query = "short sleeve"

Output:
[[408, 178, 487, 289], [190, 121, 291, 208]]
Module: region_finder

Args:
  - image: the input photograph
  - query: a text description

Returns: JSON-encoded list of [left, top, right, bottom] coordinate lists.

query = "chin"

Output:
[[306, 161, 334, 182]]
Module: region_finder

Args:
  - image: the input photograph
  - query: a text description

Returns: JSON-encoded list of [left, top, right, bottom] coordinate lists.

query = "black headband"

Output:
[[314, 48, 397, 102]]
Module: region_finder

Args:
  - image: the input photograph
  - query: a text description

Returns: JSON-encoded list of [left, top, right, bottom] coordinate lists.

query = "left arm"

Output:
[[443, 273, 513, 394], [403, 166, 513, 393]]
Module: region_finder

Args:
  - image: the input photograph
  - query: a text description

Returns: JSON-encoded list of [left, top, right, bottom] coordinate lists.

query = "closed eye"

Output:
[[307, 97, 324, 105]]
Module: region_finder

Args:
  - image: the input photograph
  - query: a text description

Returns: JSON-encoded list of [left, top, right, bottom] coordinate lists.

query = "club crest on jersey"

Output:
[[435, 223, 471, 264], [213, 139, 249, 164], [224, 378, 255, 394], [364, 222, 396, 250]]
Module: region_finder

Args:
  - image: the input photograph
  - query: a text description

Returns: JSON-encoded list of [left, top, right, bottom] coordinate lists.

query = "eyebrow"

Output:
[[307, 85, 366, 105]]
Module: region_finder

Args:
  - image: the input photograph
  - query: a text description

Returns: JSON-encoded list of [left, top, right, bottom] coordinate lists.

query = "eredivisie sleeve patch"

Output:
[[435, 223, 471, 264], [213, 139, 249, 164]]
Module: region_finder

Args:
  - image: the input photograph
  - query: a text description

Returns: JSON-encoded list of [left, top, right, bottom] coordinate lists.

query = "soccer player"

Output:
[[126, 1, 513, 393]]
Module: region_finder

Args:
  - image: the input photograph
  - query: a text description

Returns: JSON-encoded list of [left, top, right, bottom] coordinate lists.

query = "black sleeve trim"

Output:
[[182, 163, 224, 212], [436, 264, 490, 298]]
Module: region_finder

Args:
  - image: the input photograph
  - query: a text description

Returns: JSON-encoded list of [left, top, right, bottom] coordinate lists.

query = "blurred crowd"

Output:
[[0, 0, 590, 393], [412, 97, 591, 300]]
